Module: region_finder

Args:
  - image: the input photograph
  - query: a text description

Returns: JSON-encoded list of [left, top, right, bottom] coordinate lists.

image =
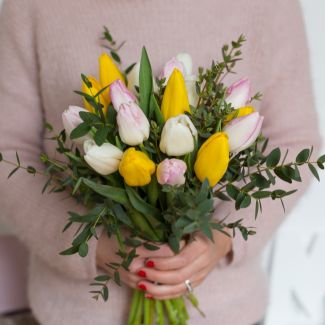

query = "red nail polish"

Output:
[[137, 270, 146, 278], [145, 294, 153, 299], [146, 260, 155, 268], [138, 283, 147, 291]]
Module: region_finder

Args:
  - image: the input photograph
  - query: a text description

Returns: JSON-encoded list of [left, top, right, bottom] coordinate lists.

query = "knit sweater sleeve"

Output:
[[216, 0, 322, 267], [0, 0, 98, 280]]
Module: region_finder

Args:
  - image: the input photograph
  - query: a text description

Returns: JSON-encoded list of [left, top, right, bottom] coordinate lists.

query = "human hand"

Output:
[[135, 230, 232, 300], [96, 231, 177, 290]]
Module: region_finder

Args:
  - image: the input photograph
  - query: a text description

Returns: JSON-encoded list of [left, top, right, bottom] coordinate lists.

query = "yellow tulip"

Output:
[[224, 106, 255, 124], [119, 148, 156, 186], [194, 132, 229, 187], [82, 76, 109, 115], [161, 69, 190, 121], [99, 53, 125, 102]]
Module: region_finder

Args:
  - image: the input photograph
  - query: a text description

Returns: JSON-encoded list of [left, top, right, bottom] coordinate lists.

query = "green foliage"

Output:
[[139, 47, 153, 116]]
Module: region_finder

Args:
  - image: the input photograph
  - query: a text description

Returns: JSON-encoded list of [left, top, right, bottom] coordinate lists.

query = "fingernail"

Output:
[[145, 294, 153, 299], [137, 270, 146, 278], [138, 283, 147, 291], [146, 260, 155, 268]]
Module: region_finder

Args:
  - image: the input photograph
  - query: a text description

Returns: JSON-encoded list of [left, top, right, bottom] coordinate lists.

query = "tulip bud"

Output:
[[117, 102, 150, 146], [82, 76, 109, 115], [83, 140, 123, 175], [119, 148, 156, 186], [223, 112, 264, 153], [156, 158, 187, 186], [160, 114, 197, 157], [161, 69, 190, 121], [224, 106, 255, 124], [194, 132, 229, 187], [99, 53, 125, 101], [160, 57, 186, 84], [225, 78, 251, 109], [62, 106, 91, 144], [110, 79, 137, 111]]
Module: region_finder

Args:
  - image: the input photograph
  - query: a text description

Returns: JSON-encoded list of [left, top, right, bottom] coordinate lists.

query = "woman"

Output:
[[0, 0, 321, 324]]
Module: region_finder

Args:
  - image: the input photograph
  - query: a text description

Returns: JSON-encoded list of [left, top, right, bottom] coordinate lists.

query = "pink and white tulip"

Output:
[[83, 140, 123, 175], [156, 158, 187, 186], [226, 78, 251, 109], [161, 57, 186, 83], [117, 102, 150, 146], [223, 111, 264, 153], [62, 105, 91, 144], [110, 79, 137, 111]]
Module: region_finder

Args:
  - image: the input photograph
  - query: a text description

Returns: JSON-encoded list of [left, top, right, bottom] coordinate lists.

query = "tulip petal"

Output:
[[99, 53, 125, 102], [224, 112, 263, 153], [194, 132, 229, 187], [226, 78, 251, 109], [83, 140, 123, 175], [161, 69, 190, 121]]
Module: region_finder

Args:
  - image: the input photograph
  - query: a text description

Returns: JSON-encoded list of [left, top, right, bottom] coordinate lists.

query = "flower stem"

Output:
[[128, 290, 141, 325], [155, 299, 165, 325]]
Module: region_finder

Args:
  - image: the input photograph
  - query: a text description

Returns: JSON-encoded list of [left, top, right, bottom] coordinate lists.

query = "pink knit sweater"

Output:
[[0, 0, 321, 324]]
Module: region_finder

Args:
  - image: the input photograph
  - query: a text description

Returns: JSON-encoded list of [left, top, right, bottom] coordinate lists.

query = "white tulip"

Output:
[[62, 106, 91, 144], [223, 112, 264, 153], [83, 140, 123, 175], [160, 114, 198, 156]]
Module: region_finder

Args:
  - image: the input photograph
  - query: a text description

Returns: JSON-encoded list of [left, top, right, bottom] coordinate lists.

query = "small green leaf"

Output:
[[113, 271, 121, 286], [110, 51, 121, 63], [59, 245, 79, 256], [26, 166, 36, 174], [44, 121, 54, 131], [143, 242, 160, 251], [94, 127, 109, 146], [94, 275, 110, 282], [266, 148, 281, 168], [226, 184, 239, 200], [252, 191, 272, 199], [81, 73, 92, 88], [125, 62, 137, 75], [296, 149, 310, 164], [70, 123, 91, 140], [78, 242, 89, 257], [0, 153, 3, 161], [7, 166, 20, 179], [214, 191, 231, 201], [317, 154, 325, 164], [274, 166, 292, 183], [308, 163, 320, 181], [102, 286, 109, 301]]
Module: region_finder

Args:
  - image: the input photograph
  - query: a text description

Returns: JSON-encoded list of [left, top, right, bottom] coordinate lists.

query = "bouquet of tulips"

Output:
[[1, 28, 324, 324]]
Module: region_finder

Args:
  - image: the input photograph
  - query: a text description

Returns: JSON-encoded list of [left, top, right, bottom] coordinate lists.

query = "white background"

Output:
[[0, 0, 325, 324]]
